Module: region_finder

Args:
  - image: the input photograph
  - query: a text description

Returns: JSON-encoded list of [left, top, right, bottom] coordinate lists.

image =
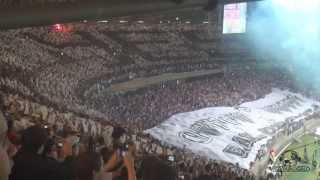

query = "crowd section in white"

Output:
[[146, 89, 320, 169]]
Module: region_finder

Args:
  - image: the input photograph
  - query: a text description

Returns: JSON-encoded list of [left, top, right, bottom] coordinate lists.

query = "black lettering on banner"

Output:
[[232, 135, 254, 151], [223, 144, 248, 158], [178, 130, 211, 144], [262, 95, 305, 113], [177, 113, 256, 159], [190, 119, 222, 135], [239, 132, 255, 141]]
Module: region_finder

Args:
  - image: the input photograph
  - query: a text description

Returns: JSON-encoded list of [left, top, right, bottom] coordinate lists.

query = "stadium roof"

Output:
[[0, 0, 264, 29]]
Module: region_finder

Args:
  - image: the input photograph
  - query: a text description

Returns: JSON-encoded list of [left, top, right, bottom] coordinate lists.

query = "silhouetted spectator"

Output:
[[10, 125, 71, 180]]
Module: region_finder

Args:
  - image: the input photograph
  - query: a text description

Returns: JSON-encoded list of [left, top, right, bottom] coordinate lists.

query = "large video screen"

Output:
[[223, 2, 247, 34]]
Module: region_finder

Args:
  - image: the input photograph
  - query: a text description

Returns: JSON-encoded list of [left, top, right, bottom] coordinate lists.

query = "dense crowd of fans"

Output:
[[1, 22, 318, 180], [86, 70, 291, 130], [0, 23, 237, 128], [0, 92, 257, 180], [0, 66, 294, 180]]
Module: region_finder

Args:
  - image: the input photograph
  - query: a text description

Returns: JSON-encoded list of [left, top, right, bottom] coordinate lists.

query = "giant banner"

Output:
[[145, 89, 319, 169]]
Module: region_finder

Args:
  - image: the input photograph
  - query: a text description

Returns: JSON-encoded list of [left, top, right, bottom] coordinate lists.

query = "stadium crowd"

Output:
[[87, 70, 291, 130], [0, 23, 234, 129], [0, 66, 293, 180], [0, 92, 256, 180], [1, 22, 315, 180]]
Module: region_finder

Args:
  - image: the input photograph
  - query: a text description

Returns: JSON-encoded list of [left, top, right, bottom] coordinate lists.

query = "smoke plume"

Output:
[[248, 0, 320, 90]]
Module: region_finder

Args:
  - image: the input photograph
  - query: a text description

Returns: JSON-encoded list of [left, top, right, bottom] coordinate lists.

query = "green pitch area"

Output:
[[274, 134, 320, 180]]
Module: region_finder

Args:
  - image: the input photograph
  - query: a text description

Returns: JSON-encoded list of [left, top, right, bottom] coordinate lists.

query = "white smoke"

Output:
[[248, 0, 320, 90]]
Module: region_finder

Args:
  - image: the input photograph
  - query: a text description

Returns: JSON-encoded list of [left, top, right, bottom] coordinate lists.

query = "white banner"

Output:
[[145, 89, 319, 169]]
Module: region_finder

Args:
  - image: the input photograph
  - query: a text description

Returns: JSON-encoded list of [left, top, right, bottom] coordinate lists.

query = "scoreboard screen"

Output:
[[223, 2, 247, 34]]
